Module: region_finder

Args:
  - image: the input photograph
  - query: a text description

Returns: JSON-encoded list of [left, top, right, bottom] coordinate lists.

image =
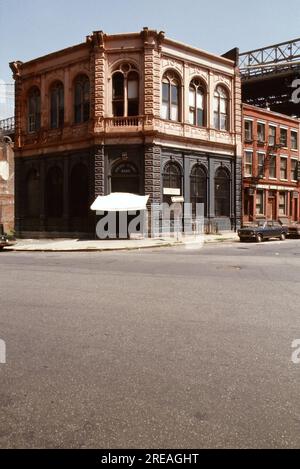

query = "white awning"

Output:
[[90, 193, 149, 212]]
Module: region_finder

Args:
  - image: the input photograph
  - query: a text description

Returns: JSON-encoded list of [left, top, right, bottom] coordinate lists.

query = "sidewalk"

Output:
[[4, 232, 239, 252]]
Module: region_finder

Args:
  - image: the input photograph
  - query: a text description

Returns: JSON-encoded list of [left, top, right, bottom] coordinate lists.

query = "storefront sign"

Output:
[[163, 188, 181, 196]]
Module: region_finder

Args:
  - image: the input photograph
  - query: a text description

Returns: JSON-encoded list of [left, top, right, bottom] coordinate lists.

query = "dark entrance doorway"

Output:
[[111, 161, 140, 194]]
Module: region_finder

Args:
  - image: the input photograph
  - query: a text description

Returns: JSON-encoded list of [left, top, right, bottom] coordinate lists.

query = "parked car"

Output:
[[0, 224, 10, 250], [278, 217, 300, 238], [238, 220, 288, 242]]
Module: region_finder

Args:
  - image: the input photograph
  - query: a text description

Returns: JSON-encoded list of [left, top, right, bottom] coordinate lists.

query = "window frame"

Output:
[[244, 150, 253, 177], [188, 78, 206, 127], [50, 81, 64, 129], [161, 70, 181, 122], [112, 63, 139, 117], [213, 86, 229, 131], [74, 74, 90, 124], [28, 87, 41, 133]]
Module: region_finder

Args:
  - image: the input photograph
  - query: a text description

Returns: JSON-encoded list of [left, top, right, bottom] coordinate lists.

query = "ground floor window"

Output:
[[163, 162, 182, 204], [190, 164, 207, 216], [215, 167, 230, 217], [45, 166, 63, 218], [26, 168, 40, 217], [279, 192, 287, 216], [256, 190, 264, 215]]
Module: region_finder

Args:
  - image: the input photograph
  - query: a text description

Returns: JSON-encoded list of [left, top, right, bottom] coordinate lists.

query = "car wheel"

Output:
[[256, 234, 263, 243], [280, 233, 286, 241]]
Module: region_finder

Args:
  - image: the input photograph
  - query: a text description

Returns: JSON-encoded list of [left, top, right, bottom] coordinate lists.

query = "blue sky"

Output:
[[1, 0, 300, 118]]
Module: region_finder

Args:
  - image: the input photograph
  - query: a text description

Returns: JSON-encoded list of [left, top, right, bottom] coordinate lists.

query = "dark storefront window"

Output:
[[26, 169, 40, 217], [190, 165, 207, 216], [163, 162, 182, 204], [215, 167, 230, 217], [46, 166, 63, 218], [70, 163, 89, 217]]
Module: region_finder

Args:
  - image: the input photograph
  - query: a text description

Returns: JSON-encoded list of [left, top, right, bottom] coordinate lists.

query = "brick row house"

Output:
[[10, 28, 242, 238], [242, 104, 300, 225]]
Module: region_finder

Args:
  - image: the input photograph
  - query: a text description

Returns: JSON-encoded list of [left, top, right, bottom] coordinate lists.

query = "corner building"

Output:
[[11, 28, 242, 237]]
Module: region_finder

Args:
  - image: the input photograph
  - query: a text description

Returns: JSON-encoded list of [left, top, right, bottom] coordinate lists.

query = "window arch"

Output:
[[26, 168, 40, 217], [45, 166, 63, 218], [28, 87, 41, 132], [50, 81, 64, 129], [190, 164, 207, 216], [74, 75, 90, 124], [163, 161, 182, 204], [215, 167, 231, 217], [70, 163, 89, 217], [112, 63, 139, 117], [213, 86, 229, 131], [189, 79, 206, 126], [161, 71, 181, 122]]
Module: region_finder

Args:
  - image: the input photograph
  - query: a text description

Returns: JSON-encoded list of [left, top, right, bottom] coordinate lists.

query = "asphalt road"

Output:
[[0, 240, 300, 449]]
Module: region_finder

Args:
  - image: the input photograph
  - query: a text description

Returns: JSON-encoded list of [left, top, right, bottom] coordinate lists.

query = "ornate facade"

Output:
[[11, 28, 242, 237]]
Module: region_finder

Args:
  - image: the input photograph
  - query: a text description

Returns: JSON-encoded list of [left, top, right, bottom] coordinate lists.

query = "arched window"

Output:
[[163, 162, 182, 204], [189, 79, 206, 126], [215, 167, 230, 217], [161, 71, 181, 122], [213, 86, 229, 131], [70, 163, 89, 218], [190, 165, 207, 216], [26, 169, 40, 217], [74, 75, 90, 124], [28, 87, 41, 132], [50, 81, 64, 129], [112, 63, 139, 117], [46, 166, 63, 218]]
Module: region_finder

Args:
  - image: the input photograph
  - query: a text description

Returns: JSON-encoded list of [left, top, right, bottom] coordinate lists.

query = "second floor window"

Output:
[[244, 120, 253, 141], [291, 159, 298, 181], [50, 82, 64, 129], [280, 157, 287, 180], [244, 151, 253, 177], [213, 86, 229, 131], [112, 64, 139, 117], [74, 75, 90, 124], [257, 153, 265, 178], [28, 87, 41, 132], [188, 79, 205, 126], [269, 155, 276, 178], [161, 71, 181, 122]]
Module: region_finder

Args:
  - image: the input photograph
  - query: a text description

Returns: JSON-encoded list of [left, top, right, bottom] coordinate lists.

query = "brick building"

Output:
[[10, 28, 242, 238], [242, 104, 300, 224], [0, 133, 14, 233]]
